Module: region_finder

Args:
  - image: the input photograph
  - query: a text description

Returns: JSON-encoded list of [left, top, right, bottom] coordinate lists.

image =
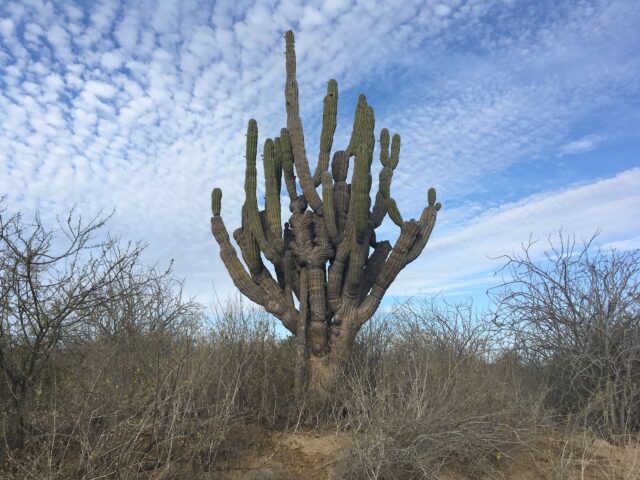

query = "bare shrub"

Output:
[[490, 233, 640, 440], [334, 300, 543, 480], [0, 204, 294, 478], [0, 297, 293, 478], [206, 298, 296, 426], [0, 205, 150, 449]]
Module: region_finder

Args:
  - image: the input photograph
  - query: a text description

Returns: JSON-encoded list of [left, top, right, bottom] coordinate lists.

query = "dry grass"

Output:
[[1, 296, 638, 479]]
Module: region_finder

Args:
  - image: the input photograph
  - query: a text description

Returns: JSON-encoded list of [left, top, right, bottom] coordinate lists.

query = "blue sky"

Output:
[[0, 0, 639, 310]]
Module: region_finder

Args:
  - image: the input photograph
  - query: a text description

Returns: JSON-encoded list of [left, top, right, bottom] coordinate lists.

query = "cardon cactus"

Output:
[[210, 31, 441, 402]]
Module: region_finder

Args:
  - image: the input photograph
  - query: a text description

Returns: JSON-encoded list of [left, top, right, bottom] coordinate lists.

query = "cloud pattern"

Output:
[[0, 0, 638, 303]]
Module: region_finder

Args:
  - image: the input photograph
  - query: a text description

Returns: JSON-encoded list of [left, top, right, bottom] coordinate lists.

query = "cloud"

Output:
[[396, 167, 640, 296], [0, 0, 638, 307], [559, 135, 605, 156]]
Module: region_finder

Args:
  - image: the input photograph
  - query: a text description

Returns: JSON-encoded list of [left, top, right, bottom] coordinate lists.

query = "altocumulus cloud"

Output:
[[0, 0, 639, 303]]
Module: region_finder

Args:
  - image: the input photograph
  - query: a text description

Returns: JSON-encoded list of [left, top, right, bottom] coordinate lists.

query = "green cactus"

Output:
[[347, 95, 368, 155], [313, 79, 338, 186], [390, 133, 400, 169], [211, 188, 222, 216], [209, 30, 441, 402], [280, 128, 297, 201], [379, 128, 390, 167], [353, 144, 370, 243], [384, 198, 404, 226], [264, 138, 282, 238]]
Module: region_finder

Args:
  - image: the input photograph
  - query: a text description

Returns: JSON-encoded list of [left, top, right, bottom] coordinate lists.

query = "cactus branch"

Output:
[[285, 30, 322, 211]]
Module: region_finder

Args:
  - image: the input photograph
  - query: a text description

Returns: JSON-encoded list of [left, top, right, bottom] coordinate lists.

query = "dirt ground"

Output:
[[213, 428, 348, 480], [211, 427, 640, 480]]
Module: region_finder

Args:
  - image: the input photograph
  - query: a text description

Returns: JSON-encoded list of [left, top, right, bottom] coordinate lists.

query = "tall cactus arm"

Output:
[[263, 138, 283, 239], [331, 151, 350, 233], [321, 172, 339, 243], [244, 120, 280, 262], [356, 221, 421, 324], [389, 132, 400, 169], [347, 95, 368, 156], [353, 143, 371, 244], [210, 196, 264, 307], [279, 129, 298, 201], [313, 80, 338, 187], [406, 188, 441, 264], [284, 30, 322, 211], [344, 105, 374, 244]]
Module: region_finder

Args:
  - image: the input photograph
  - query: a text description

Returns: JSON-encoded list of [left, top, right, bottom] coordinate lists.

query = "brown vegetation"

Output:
[[2, 203, 639, 479]]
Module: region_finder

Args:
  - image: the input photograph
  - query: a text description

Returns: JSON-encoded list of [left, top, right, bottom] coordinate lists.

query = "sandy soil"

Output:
[[212, 428, 640, 480]]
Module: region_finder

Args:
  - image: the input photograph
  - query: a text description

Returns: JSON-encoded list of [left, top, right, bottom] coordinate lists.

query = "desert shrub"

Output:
[[0, 296, 297, 479], [205, 299, 297, 426], [491, 233, 640, 440], [334, 300, 544, 480], [0, 203, 294, 478]]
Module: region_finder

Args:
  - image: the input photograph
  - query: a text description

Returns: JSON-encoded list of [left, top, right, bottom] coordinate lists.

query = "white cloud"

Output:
[[559, 134, 605, 156], [396, 168, 640, 296], [0, 0, 638, 307]]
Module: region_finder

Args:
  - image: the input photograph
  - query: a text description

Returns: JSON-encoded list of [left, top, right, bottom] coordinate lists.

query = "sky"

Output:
[[0, 0, 639, 311]]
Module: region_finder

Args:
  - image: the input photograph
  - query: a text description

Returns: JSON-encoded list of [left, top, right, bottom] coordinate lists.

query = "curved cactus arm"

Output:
[[321, 172, 339, 243], [244, 120, 280, 262], [253, 268, 298, 333], [211, 202, 296, 333], [371, 131, 399, 227], [358, 240, 392, 301], [233, 227, 263, 277], [284, 30, 322, 211], [356, 221, 421, 324], [233, 226, 298, 332], [406, 188, 441, 264], [313, 79, 338, 187], [384, 197, 404, 226], [210, 215, 264, 306]]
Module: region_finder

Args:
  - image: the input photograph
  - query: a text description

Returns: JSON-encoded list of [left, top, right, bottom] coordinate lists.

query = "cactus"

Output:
[[209, 31, 440, 404]]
